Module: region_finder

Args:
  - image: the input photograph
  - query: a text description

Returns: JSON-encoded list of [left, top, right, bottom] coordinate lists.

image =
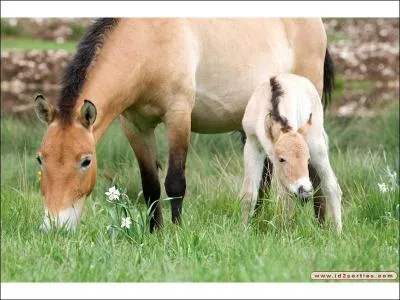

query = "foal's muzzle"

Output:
[[290, 177, 313, 201], [297, 185, 313, 198]]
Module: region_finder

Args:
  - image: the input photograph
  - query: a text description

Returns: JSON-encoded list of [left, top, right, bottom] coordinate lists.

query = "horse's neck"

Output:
[[78, 37, 145, 142]]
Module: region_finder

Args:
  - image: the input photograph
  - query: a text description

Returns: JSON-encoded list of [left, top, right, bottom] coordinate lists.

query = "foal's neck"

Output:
[[274, 93, 312, 132]]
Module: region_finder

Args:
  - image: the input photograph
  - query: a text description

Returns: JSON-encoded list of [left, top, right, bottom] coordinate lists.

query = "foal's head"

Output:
[[34, 95, 98, 231], [266, 113, 313, 198]]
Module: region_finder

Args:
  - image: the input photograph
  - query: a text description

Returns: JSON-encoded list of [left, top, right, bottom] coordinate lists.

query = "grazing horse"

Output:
[[34, 18, 334, 232], [241, 74, 342, 232]]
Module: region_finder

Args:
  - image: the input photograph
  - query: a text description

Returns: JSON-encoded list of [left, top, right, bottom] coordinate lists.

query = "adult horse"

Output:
[[34, 18, 334, 232]]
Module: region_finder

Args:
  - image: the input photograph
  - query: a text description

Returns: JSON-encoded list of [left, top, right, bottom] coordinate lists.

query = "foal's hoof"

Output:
[[335, 224, 343, 235]]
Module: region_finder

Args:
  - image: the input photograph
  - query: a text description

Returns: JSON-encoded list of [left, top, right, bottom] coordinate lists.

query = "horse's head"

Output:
[[34, 95, 97, 231], [267, 113, 313, 198]]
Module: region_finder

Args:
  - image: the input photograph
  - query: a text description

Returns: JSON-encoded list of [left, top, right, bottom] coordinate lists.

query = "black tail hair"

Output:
[[322, 48, 335, 109]]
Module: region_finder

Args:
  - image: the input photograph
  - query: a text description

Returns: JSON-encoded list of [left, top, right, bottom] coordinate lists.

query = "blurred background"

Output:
[[0, 18, 399, 118]]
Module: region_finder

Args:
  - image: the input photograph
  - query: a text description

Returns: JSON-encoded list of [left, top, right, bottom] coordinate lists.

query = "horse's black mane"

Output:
[[269, 76, 290, 129], [57, 18, 119, 123]]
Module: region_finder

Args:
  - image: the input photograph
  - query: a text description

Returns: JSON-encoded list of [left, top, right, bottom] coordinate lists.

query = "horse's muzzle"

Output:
[[40, 201, 83, 232]]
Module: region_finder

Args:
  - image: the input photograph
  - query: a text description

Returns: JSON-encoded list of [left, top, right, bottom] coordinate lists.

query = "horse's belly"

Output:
[[192, 82, 264, 133], [191, 92, 246, 133], [189, 19, 293, 134]]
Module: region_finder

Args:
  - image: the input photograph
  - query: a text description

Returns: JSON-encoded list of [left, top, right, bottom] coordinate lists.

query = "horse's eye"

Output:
[[80, 157, 92, 169], [279, 158, 286, 163], [36, 155, 42, 166]]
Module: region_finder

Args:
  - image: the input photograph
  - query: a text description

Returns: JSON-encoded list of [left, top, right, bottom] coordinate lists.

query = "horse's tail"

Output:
[[322, 47, 335, 109]]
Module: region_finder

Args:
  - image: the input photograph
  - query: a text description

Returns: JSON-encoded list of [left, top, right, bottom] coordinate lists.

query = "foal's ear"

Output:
[[298, 113, 312, 136], [34, 94, 55, 124], [80, 100, 97, 129], [265, 113, 287, 143]]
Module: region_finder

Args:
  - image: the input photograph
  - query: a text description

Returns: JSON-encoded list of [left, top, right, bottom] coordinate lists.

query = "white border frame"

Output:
[[1, 1, 399, 300], [1, 282, 399, 299], [1, 1, 399, 18]]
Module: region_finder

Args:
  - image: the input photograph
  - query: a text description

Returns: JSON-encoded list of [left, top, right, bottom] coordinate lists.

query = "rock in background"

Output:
[[325, 18, 399, 116]]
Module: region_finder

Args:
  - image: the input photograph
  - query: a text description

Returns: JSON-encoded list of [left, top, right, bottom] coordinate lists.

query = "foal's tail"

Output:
[[322, 47, 335, 109]]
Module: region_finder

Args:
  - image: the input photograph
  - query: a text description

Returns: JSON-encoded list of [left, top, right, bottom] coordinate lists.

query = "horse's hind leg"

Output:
[[309, 164, 326, 225], [164, 99, 194, 225], [121, 117, 163, 232]]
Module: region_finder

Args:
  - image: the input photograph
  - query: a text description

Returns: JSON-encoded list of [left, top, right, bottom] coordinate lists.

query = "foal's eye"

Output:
[[80, 157, 92, 169], [279, 158, 286, 163], [36, 155, 42, 166]]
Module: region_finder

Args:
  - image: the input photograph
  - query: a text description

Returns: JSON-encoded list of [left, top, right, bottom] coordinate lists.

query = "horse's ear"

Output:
[[298, 113, 312, 136], [80, 100, 97, 128], [34, 94, 55, 124]]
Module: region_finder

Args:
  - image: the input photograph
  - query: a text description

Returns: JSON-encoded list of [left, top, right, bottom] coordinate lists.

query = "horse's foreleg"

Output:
[[120, 117, 163, 232], [241, 137, 266, 228], [164, 101, 193, 225], [309, 133, 342, 233]]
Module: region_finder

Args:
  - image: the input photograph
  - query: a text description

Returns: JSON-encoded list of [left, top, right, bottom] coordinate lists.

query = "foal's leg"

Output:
[[309, 164, 326, 225], [241, 137, 266, 227], [121, 118, 163, 232], [164, 101, 193, 225], [309, 132, 342, 233]]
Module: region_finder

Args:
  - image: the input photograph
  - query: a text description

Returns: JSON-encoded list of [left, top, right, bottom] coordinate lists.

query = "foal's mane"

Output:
[[57, 18, 119, 124], [269, 76, 290, 129]]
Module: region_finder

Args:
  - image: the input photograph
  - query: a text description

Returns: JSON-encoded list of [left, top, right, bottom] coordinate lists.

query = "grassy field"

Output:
[[1, 100, 399, 282]]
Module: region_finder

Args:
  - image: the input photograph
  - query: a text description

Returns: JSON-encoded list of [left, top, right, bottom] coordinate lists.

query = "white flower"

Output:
[[105, 186, 121, 201], [121, 217, 132, 229], [378, 183, 389, 194]]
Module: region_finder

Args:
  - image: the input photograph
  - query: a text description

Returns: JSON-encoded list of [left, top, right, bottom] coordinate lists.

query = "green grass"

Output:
[[1, 103, 399, 282], [1, 38, 78, 51], [331, 75, 374, 101]]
